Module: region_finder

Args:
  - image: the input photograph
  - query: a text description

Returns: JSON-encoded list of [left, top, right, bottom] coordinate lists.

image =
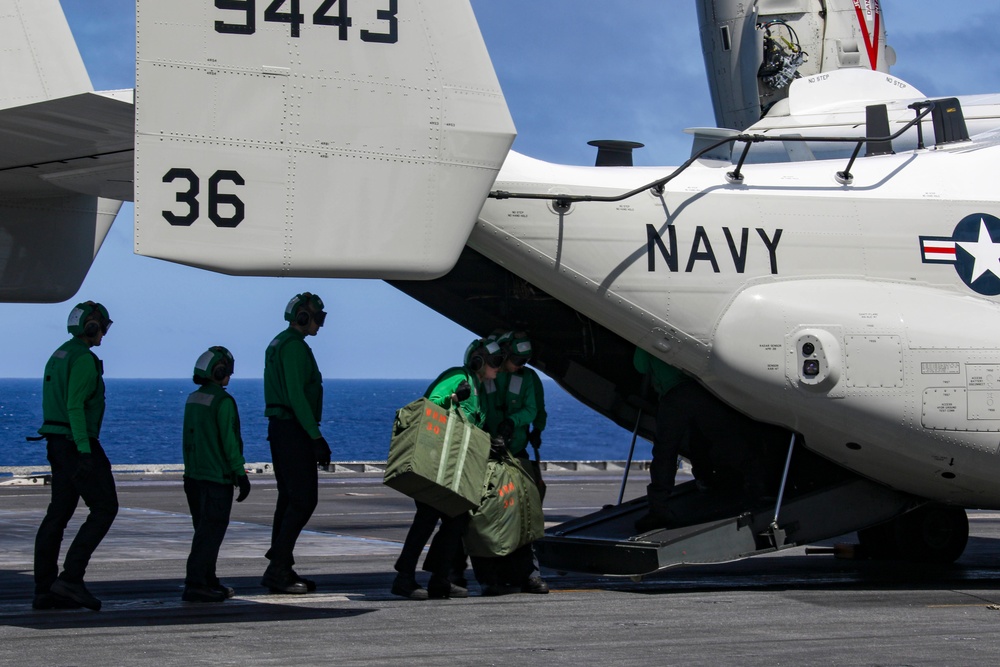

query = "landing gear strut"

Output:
[[857, 504, 969, 564]]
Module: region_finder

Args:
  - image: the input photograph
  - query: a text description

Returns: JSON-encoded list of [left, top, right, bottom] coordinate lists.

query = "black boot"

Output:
[[261, 564, 309, 594], [182, 586, 228, 603], [391, 573, 428, 600], [428, 575, 467, 599], [49, 579, 101, 611]]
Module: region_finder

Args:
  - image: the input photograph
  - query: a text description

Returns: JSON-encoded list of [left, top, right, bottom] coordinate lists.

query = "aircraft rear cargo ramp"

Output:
[[535, 471, 928, 577]]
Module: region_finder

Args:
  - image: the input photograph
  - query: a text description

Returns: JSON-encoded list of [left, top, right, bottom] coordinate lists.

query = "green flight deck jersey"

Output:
[[633, 347, 690, 398], [484, 370, 538, 455], [38, 337, 105, 454], [183, 383, 247, 485], [424, 367, 486, 428], [263, 328, 323, 439]]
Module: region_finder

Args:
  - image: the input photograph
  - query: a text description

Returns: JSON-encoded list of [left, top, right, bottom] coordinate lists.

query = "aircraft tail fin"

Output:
[[0, 0, 92, 108], [698, 0, 892, 131], [134, 0, 515, 280], [0, 0, 122, 303]]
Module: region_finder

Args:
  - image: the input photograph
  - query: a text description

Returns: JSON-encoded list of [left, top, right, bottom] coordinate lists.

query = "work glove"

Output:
[[527, 428, 542, 448], [236, 474, 252, 502], [489, 435, 507, 459], [74, 452, 94, 480], [314, 436, 332, 467], [453, 380, 472, 403], [496, 418, 515, 440]]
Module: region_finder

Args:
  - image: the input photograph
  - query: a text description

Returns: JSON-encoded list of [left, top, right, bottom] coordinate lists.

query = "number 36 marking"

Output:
[[215, 0, 398, 42], [162, 168, 246, 228]]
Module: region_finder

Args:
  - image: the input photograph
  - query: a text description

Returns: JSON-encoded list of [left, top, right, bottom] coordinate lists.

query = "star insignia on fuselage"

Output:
[[920, 213, 1000, 296]]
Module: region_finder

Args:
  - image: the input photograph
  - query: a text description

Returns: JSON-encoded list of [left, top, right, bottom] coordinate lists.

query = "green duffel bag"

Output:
[[383, 397, 491, 517], [464, 452, 545, 558]]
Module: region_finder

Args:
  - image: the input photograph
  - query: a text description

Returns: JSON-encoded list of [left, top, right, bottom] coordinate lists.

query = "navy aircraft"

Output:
[[4, 0, 1000, 575]]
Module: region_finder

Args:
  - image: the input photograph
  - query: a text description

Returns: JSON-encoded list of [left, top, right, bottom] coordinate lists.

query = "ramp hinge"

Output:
[[767, 521, 787, 548]]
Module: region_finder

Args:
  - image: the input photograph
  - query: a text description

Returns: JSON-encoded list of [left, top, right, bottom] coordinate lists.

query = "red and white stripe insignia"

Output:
[[920, 238, 957, 263]]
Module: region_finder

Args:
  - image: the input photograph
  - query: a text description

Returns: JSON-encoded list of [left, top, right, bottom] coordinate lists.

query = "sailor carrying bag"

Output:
[[383, 397, 491, 517]]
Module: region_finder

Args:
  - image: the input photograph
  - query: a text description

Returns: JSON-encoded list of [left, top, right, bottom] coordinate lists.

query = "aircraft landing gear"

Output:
[[856, 504, 969, 564]]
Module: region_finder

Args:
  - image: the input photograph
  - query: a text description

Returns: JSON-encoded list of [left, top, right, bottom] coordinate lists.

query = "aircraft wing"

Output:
[[0, 90, 135, 201]]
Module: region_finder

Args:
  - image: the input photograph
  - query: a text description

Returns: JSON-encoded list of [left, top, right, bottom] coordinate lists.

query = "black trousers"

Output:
[[184, 477, 234, 588], [267, 418, 318, 568], [34, 436, 119, 594], [395, 500, 469, 579]]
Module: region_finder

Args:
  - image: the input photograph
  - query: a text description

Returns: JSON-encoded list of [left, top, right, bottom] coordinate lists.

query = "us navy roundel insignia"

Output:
[[920, 213, 1000, 296]]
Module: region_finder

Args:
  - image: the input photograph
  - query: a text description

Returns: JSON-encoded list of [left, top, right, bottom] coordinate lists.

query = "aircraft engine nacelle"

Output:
[[697, 0, 893, 131], [134, 0, 515, 280], [710, 279, 1000, 507]]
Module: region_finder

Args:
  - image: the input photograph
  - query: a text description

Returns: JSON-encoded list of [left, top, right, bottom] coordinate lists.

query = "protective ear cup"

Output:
[[296, 309, 311, 327], [194, 346, 234, 383], [83, 320, 101, 338], [468, 353, 484, 372]]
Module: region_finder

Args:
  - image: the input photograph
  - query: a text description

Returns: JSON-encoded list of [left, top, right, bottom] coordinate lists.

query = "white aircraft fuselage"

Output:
[[477, 135, 1000, 509]]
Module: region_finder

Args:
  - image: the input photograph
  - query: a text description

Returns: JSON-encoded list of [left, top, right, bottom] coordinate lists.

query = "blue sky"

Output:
[[3, 0, 998, 378]]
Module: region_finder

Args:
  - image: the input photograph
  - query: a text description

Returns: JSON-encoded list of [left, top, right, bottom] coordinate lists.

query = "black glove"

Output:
[[314, 437, 332, 467], [489, 435, 507, 459], [74, 452, 94, 480], [497, 418, 515, 440], [236, 474, 252, 502], [453, 380, 472, 403], [527, 428, 542, 448]]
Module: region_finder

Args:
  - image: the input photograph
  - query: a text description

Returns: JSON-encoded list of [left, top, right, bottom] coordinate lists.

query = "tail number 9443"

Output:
[[214, 0, 398, 42]]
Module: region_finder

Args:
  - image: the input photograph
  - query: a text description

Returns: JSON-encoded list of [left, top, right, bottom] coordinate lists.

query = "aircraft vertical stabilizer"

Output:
[[134, 0, 515, 280], [697, 0, 893, 130], [0, 0, 122, 303], [0, 0, 92, 109]]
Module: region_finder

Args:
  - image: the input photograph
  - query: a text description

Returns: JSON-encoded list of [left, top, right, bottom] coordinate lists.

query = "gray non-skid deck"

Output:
[[2, 468, 1000, 666]]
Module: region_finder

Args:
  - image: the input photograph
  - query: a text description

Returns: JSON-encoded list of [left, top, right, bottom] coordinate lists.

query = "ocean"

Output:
[[0, 378, 645, 468]]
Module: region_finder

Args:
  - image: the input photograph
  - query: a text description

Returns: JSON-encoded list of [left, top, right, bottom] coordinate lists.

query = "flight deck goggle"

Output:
[[89, 317, 113, 335]]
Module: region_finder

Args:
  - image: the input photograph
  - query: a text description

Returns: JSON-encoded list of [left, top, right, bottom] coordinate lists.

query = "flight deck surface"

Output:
[[2, 469, 1000, 666]]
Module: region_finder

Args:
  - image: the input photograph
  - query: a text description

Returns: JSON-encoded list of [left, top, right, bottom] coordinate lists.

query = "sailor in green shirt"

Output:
[[422, 343, 496, 429], [181, 346, 250, 603], [478, 331, 549, 595], [485, 332, 539, 456], [632, 347, 694, 531], [33, 301, 118, 612], [391, 338, 505, 601], [633, 347, 769, 532], [261, 292, 330, 594]]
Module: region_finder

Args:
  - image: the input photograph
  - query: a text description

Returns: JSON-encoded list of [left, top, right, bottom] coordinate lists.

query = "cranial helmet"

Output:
[[67, 301, 112, 338], [502, 331, 532, 364], [464, 338, 504, 372], [193, 346, 235, 383], [284, 292, 327, 327]]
